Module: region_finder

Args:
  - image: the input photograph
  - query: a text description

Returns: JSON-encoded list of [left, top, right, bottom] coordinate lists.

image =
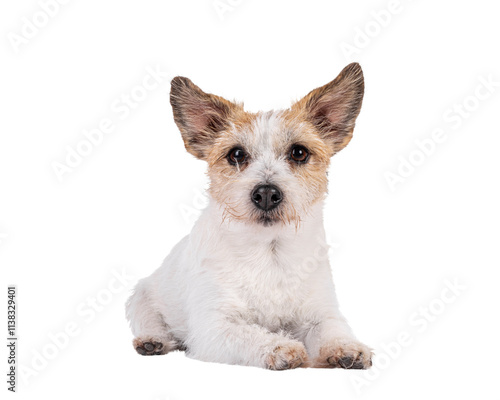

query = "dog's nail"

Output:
[[136, 346, 147, 355], [279, 361, 290, 370], [144, 342, 155, 351], [338, 356, 355, 369], [154, 342, 163, 350]]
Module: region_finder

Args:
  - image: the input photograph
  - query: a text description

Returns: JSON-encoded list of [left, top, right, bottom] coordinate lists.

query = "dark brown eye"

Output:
[[290, 145, 309, 163], [227, 147, 247, 165]]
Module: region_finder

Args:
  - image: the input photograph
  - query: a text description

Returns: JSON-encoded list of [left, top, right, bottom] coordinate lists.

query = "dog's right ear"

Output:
[[170, 77, 238, 160], [291, 63, 364, 155]]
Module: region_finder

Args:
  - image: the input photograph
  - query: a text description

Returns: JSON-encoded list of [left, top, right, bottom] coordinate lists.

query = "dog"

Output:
[[126, 62, 372, 370]]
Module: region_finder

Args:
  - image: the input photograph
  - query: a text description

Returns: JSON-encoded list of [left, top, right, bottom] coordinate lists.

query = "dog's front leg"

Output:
[[187, 317, 308, 370]]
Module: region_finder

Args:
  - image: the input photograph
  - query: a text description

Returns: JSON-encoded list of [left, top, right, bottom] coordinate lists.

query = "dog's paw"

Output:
[[265, 341, 308, 370], [133, 337, 167, 356], [316, 338, 372, 369]]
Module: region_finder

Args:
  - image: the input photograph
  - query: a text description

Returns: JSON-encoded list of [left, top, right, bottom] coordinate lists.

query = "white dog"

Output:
[[126, 63, 372, 370]]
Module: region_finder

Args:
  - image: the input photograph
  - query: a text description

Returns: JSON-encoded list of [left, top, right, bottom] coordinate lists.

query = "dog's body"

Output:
[[126, 63, 372, 369]]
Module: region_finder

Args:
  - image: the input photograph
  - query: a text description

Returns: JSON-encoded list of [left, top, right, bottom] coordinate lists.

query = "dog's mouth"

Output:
[[257, 214, 279, 227], [253, 207, 294, 227], [221, 197, 297, 227], [248, 197, 301, 227]]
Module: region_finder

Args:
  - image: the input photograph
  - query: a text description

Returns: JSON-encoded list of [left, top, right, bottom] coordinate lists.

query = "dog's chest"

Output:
[[214, 238, 313, 327]]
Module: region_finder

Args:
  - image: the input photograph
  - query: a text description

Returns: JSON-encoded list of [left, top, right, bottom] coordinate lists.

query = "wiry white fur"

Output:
[[126, 111, 371, 369]]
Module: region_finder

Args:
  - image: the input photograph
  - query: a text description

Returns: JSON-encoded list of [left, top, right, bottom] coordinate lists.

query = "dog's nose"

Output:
[[251, 185, 283, 211]]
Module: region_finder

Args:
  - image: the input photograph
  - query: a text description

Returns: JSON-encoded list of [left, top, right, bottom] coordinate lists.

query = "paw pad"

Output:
[[327, 351, 370, 369], [135, 340, 164, 356], [319, 338, 373, 369], [336, 355, 365, 369]]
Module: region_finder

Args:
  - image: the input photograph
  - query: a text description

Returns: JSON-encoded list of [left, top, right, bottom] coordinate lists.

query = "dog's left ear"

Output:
[[170, 77, 239, 160], [292, 62, 364, 155]]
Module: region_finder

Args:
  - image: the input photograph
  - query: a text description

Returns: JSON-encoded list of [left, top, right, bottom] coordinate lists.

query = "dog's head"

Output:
[[170, 63, 364, 227]]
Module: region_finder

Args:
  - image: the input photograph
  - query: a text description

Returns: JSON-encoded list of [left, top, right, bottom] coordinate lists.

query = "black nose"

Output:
[[251, 185, 283, 211]]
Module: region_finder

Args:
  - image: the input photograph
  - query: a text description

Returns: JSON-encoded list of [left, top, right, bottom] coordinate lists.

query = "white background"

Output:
[[1, 0, 499, 399]]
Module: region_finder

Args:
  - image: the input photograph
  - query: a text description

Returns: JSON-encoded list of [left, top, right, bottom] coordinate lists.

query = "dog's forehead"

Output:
[[234, 110, 305, 155]]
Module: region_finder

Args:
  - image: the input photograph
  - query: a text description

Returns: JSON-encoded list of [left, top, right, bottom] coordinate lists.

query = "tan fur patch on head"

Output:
[[203, 113, 259, 222], [278, 111, 332, 203]]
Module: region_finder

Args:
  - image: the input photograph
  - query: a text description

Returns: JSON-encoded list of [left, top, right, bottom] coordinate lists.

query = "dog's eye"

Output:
[[290, 145, 309, 163], [227, 147, 248, 165]]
